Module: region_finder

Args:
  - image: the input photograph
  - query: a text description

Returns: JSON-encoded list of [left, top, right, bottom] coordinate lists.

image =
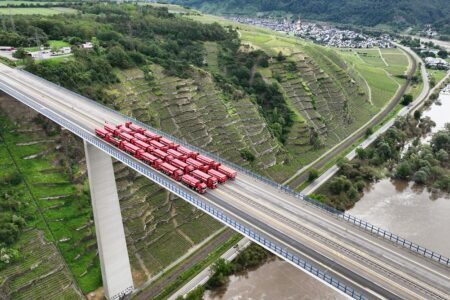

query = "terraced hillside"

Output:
[[189, 13, 408, 181], [0, 95, 86, 299], [109, 66, 283, 169], [114, 161, 223, 286]]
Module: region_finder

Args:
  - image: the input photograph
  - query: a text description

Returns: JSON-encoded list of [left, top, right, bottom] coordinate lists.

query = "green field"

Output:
[[428, 69, 449, 84], [25, 39, 70, 52], [0, 1, 54, 6], [0, 7, 76, 15], [336, 48, 408, 108], [0, 112, 100, 293]]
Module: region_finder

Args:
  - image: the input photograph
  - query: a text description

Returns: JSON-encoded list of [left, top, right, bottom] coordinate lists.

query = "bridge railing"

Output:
[[5, 84, 365, 300], [18, 70, 450, 267]]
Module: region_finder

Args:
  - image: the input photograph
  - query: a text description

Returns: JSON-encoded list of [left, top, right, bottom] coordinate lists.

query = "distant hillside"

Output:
[[169, 0, 450, 29]]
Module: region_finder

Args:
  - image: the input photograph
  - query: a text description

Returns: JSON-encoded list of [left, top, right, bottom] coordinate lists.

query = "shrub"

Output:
[[400, 94, 413, 106], [413, 170, 428, 184], [396, 161, 413, 179], [240, 149, 255, 162], [307, 169, 319, 182]]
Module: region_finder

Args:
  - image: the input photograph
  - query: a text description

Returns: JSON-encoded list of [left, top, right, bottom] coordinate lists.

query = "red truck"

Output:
[[218, 165, 237, 179], [104, 123, 120, 136], [153, 149, 174, 162], [119, 141, 142, 156], [160, 162, 183, 181], [117, 124, 134, 135], [159, 137, 179, 150], [186, 158, 209, 173], [196, 154, 220, 169], [167, 149, 187, 161], [106, 135, 121, 147], [95, 128, 109, 138], [149, 140, 169, 152], [207, 169, 227, 184], [171, 159, 195, 174], [131, 139, 154, 152], [144, 130, 161, 141], [118, 132, 134, 142], [136, 151, 163, 169], [177, 145, 198, 158], [181, 174, 207, 194], [192, 170, 218, 189], [125, 121, 145, 134], [134, 133, 149, 142]]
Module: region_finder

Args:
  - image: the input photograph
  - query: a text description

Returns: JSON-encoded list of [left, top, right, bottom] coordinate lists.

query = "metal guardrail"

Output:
[[1, 82, 366, 300], [17, 69, 450, 267]]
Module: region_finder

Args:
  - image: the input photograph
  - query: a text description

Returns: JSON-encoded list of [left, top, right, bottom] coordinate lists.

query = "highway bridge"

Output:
[[1, 63, 450, 300]]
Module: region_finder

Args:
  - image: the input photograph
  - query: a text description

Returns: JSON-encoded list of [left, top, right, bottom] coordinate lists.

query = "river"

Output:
[[204, 89, 450, 300]]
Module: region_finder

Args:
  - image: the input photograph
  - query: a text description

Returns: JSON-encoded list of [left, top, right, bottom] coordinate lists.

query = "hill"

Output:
[[169, 0, 450, 29]]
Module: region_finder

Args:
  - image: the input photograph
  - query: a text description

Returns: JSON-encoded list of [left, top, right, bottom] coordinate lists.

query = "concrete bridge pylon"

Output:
[[84, 141, 134, 299]]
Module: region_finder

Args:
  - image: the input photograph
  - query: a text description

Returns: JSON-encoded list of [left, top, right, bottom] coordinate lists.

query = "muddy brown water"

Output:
[[204, 91, 450, 299]]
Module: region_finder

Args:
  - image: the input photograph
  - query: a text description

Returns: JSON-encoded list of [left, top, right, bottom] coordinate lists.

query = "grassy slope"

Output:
[[0, 110, 88, 298]]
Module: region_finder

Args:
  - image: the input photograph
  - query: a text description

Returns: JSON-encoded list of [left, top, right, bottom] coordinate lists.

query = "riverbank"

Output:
[[316, 82, 450, 210]]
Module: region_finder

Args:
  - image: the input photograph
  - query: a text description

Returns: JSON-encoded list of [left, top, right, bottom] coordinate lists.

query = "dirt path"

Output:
[[378, 48, 389, 67]]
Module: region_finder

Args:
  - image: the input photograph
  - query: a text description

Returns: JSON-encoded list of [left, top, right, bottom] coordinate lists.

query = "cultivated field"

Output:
[[0, 7, 76, 15]]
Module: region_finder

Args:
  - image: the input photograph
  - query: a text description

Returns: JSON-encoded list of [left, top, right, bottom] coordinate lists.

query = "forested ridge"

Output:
[[169, 0, 450, 31]]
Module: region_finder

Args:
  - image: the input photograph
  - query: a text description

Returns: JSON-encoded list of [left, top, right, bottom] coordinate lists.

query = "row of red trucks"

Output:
[[95, 122, 237, 194]]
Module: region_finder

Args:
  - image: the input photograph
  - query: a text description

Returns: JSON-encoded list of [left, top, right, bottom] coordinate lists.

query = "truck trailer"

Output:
[[159, 137, 179, 150], [118, 132, 134, 142], [196, 154, 220, 169], [186, 158, 209, 173], [177, 146, 198, 158], [131, 139, 154, 152], [160, 162, 183, 181], [181, 174, 207, 194], [119, 141, 142, 156], [136, 152, 163, 169], [170, 159, 195, 174], [207, 169, 227, 184], [167, 149, 187, 161], [218, 165, 237, 179], [149, 140, 169, 152], [192, 170, 218, 189], [125, 121, 145, 134], [153, 149, 174, 162], [95, 128, 109, 138], [143, 130, 161, 141]]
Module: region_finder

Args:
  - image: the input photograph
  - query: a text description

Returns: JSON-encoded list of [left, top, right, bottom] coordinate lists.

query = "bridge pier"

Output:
[[84, 141, 134, 299]]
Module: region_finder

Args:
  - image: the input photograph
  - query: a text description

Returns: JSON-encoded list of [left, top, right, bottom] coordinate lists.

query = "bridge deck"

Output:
[[1, 64, 449, 300]]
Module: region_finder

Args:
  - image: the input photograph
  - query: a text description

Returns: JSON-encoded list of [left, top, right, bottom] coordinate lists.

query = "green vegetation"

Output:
[[189, 13, 409, 182], [318, 115, 438, 210], [147, 233, 242, 300], [0, 111, 94, 295], [174, 243, 273, 299], [0, 7, 77, 15], [169, 0, 450, 31], [401, 94, 413, 106]]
